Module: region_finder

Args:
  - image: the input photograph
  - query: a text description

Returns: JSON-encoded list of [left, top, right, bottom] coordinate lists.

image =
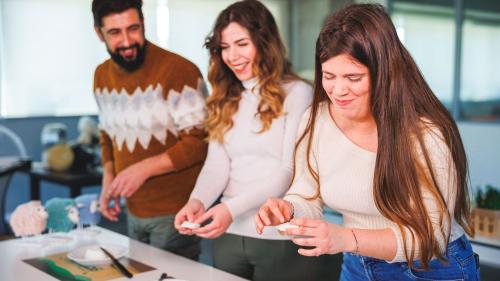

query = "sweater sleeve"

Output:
[[189, 140, 231, 209], [165, 74, 209, 171], [283, 107, 324, 220], [388, 126, 458, 263], [223, 81, 314, 219], [99, 130, 114, 165]]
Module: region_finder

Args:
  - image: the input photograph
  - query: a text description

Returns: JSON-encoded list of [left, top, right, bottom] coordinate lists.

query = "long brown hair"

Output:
[[204, 0, 298, 141], [293, 4, 473, 269]]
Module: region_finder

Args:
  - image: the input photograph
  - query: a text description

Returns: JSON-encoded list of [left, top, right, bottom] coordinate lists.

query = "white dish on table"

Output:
[[67, 244, 128, 267]]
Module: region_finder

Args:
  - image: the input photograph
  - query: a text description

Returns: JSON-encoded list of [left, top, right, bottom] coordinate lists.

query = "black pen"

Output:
[[100, 246, 133, 278], [159, 272, 174, 280]]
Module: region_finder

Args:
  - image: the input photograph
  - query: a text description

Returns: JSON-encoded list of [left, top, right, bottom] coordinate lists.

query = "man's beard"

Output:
[[108, 42, 147, 72]]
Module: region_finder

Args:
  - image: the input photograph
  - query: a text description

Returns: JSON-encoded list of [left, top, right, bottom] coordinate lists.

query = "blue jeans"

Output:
[[340, 235, 480, 281]]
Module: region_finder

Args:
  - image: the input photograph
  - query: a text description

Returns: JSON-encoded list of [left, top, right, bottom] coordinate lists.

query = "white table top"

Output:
[[0, 227, 247, 281]]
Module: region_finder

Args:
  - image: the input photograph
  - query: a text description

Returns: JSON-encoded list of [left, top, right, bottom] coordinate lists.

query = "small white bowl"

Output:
[[67, 244, 128, 267]]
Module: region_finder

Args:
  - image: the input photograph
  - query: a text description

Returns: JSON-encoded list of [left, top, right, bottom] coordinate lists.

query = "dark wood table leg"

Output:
[[70, 186, 82, 198], [30, 176, 40, 200]]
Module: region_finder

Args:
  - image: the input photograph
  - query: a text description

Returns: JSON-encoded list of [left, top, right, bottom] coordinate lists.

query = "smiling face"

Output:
[[220, 22, 257, 81], [322, 53, 372, 121], [95, 8, 146, 71]]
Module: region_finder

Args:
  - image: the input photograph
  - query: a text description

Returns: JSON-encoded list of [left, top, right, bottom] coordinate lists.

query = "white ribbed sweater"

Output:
[[190, 78, 313, 240], [285, 102, 464, 262]]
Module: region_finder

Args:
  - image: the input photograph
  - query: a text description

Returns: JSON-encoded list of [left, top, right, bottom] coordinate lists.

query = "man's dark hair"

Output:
[[92, 0, 144, 27]]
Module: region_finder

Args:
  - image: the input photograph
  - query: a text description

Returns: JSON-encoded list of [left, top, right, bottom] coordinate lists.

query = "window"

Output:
[[461, 9, 500, 120], [0, 0, 106, 117], [0, 0, 289, 118], [288, 0, 332, 81], [391, 0, 500, 121], [392, 1, 455, 109]]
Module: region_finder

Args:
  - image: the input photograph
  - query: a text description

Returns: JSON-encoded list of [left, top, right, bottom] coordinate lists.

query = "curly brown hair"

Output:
[[204, 0, 298, 142]]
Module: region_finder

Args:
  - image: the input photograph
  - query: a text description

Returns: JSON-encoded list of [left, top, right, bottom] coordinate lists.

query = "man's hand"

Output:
[[193, 203, 233, 239], [108, 161, 150, 198], [99, 192, 121, 221], [99, 162, 121, 221]]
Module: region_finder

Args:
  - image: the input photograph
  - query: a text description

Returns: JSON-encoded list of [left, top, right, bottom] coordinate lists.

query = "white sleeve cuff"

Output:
[[387, 225, 407, 263], [285, 194, 323, 220]]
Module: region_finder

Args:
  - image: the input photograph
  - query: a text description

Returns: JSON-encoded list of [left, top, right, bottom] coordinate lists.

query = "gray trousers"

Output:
[[213, 233, 321, 281], [127, 211, 200, 260]]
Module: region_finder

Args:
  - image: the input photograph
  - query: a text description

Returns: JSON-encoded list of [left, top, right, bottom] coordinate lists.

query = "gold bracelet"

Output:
[[351, 229, 359, 254]]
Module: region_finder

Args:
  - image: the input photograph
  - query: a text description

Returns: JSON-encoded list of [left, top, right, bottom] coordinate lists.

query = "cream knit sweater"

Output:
[[285, 102, 465, 262], [190, 78, 313, 240]]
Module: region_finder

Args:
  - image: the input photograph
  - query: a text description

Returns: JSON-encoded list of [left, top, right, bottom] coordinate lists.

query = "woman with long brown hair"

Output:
[[255, 3, 479, 280], [174, 1, 320, 280]]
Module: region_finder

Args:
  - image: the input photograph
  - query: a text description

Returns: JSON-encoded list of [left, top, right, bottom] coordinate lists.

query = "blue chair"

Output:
[[0, 125, 29, 235]]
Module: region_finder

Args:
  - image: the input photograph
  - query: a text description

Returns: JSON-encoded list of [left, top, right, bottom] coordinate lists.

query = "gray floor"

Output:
[[99, 212, 500, 281]]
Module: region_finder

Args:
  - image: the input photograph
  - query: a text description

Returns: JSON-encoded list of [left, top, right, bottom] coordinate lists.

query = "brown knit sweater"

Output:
[[93, 42, 208, 218]]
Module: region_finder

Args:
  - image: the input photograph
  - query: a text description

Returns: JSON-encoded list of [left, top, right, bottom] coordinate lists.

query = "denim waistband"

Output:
[[447, 235, 471, 253]]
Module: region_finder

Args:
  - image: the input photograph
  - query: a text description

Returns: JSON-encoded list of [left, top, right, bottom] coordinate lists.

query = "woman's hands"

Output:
[[255, 198, 356, 256], [286, 218, 356, 256], [174, 199, 206, 235], [191, 203, 233, 239], [254, 198, 294, 234], [175, 200, 233, 239]]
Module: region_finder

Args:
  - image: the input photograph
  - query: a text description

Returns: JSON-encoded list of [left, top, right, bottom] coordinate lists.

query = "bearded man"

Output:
[[92, 0, 208, 260]]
